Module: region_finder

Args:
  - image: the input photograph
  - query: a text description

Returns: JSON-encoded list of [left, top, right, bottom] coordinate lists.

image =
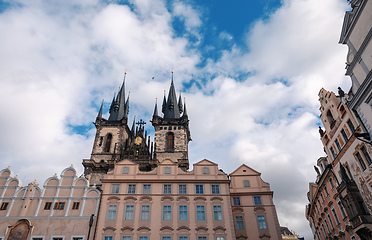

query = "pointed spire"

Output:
[[178, 90, 183, 114], [109, 93, 116, 113], [97, 100, 103, 119], [163, 71, 181, 119], [124, 94, 130, 118], [131, 116, 136, 135], [162, 90, 166, 114], [153, 98, 158, 117], [117, 72, 127, 120], [108, 93, 119, 121], [183, 97, 188, 116]]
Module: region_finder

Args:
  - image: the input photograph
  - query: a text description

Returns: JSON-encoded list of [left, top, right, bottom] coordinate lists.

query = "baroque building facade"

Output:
[[0, 73, 282, 240]]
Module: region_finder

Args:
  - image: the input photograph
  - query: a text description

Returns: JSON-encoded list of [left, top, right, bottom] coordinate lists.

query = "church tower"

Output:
[[83, 73, 132, 185], [151, 73, 191, 170]]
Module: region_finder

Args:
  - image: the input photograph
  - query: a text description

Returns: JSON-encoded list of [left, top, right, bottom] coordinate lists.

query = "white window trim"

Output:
[[31, 236, 45, 240], [71, 236, 85, 240], [51, 236, 65, 240]]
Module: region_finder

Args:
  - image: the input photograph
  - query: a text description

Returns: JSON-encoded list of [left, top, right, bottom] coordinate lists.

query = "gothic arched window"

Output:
[[166, 132, 174, 151], [105, 133, 112, 152]]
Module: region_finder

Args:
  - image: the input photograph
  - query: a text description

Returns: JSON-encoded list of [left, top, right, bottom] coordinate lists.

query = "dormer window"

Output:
[[104, 133, 112, 152], [166, 132, 174, 151]]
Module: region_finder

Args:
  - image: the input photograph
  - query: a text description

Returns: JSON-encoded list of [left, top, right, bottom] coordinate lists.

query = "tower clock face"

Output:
[[134, 136, 143, 145]]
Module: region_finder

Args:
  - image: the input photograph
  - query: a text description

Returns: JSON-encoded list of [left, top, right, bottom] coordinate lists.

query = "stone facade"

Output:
[[0, 166, 100, 240]]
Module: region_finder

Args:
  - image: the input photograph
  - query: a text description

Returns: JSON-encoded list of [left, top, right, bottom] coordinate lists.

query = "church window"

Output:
[[244, 180, 250, 187], [127, 184, 136, 194], [72, 202, 80, 210], [104, 133, 112, 152], [254, 196, 262, 205], [99, 136, 103, 146], [166, 133, 174, 151], [202, 167, 209, 174], [195, 184, 204, 194], [179, 184, 187, 194], [361, 146, 372, 165], [211, 185, 220, 194], [140, 205, 150, 220], [235, 216, 244, 230], [341, 129, 348, 143], [347, 119, 355, 133], [257, 215, 267, 229], [143, 184, 151, 194], [0, 202, 9, 210], [163, 184, 172, 194], [196, 205, 205, 220], [355, 152, 367, 170], [233, 197, 241, 206], [44, 202, 52, 210], [54, 202, 65, 210], [111, 184, 120, 194], [107, 205, 117, 220], [122, 167, 129, 174]]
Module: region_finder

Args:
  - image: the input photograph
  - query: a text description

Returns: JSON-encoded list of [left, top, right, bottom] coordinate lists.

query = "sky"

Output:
[[0, 0, 352, 238]]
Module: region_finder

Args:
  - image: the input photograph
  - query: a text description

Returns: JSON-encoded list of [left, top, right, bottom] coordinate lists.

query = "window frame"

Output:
[[107, 204, 117, 220], [124, 205, 134, 220], [213, 205, 223, 221], [163, 184, 172, 194], [143, 184, 151, 194], [179, 184, 187, 194], [195, 184, 204, 194], [235, 216, 244, 230], [211, 185, 220, 194], [111, 184, 120, 194], [232, 197, 241, 206], [140, 205, 150, 220], [127, 184, 136, 194], [163, 205, 172, 221], [257, 215, 267, 229], [179, 205, 188, 221], [254, 196, 262, 205], [196, 205, 205, 221]]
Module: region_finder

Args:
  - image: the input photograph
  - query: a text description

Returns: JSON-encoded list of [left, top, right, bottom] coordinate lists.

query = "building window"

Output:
[[107, 205, 117, 220], [128, 184, 136, 194], [104, 237, 112, 240], [331, 208, 340, 225], [211, 185, 220, 194], [355, 152, 367, 170], [163, 184, 172, 194], [72, 237, 83, 240], [179, 237, 188, 240], [329, 178, 335, 189], [338, 201, 347, 219], [213, 206, 223, 221], [162, 237, 171, 240], [44, 202, 52, 210], [347, 119, 355, 133], [361, 146, 372, 165], [122, 237, 131, 240], [179, 184, 187, 194], [320, 193, 325, 203], [104, 133, 112, 152], [72, 202, 80, 210], [243, 180, 250, 187], [143, 184, 151, 194], [196, 205, 205, 220], [179, 205, 188, 221], [32, 238, 43, 240], [54, 202, 65, 210], [335, 139, 342, 152], [324, 186, 329, 197], [195, 185, 204, 194], [163, 205, 172, 221], [164, 167, 171, 174], [327, 110, 335, 128], [111, 184, 120, 194], [235, 216, 244, 230], [141, 205, 150, 220], [202, 167, 209, 174], [167, 132, 174, 151], [327, 214, 334, 230], [215, 237, 225, 240], [257, 215, 267, 229], [324, 219, 330, 233], [330, 147, 336, 159], [52, 237, 64, 240], [233, 197, 241, 206], [254, 196, 262, 205], [341, 129, 348, 143], [197, 237, 207, 240], [122, 167, 129, 174], [125, 205, 134, 220], [139, 237, 148, 240]]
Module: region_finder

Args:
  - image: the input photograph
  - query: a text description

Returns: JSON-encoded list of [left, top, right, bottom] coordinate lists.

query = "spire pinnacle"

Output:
[[97, 99, 103, 119], [153, 98, 159, 117], [183, 97, 188, 116]]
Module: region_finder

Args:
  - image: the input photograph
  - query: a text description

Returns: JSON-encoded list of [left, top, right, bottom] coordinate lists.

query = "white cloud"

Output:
[[0, 0, 351, 239]]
